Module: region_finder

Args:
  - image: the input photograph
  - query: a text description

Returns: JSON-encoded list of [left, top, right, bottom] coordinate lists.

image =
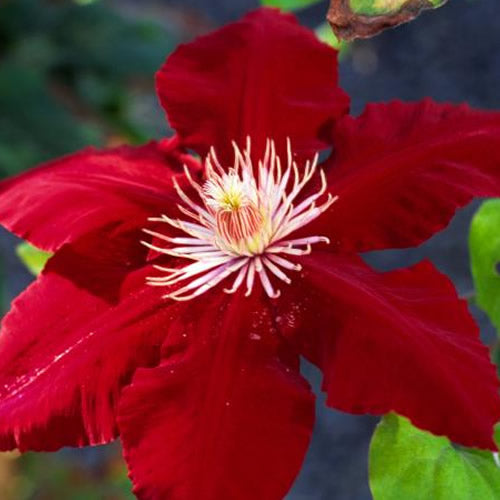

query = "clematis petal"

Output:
[[278, 252, 500, 450], [0, 231, 174, 452], [0, 140, 192, 252], [315, 99, 500, 252], [118, 290, 315, 500], [157, 8, 349, 164]]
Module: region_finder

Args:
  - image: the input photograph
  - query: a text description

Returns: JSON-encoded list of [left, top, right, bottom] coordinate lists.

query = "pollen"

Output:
[[204, 173, 249, 211], [141, 137, 337, 301]]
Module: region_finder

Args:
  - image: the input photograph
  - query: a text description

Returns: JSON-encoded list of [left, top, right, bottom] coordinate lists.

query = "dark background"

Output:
[[0, 0, 499, 498]]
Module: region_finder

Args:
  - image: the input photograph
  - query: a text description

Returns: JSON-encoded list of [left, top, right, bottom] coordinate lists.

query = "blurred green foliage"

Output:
[[9, 448, 134, 500], [260, 0, 323, 9], [16, 243, 52, 276], [0, 0, 173, 177]]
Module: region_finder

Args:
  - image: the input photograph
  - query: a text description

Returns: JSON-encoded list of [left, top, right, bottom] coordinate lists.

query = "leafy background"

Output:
[[1, 0, 500, 498]]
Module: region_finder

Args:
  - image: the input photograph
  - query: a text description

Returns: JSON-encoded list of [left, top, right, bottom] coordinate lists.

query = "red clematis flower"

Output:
[[1, 7, 500, 499]]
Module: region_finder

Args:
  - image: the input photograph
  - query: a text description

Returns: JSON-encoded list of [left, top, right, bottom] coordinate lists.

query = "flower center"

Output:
[[142, 138, 337, 301], [203, 173, 265, 252]]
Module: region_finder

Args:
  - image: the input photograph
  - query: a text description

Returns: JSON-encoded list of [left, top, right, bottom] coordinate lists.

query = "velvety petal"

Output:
[[0, 230, 174, 451], [0, 139, 193, 252], [157, 8, 349, 164], [118, 290, 315, 500], [314, 99, 500, 252], [277, 253, 500, 450]]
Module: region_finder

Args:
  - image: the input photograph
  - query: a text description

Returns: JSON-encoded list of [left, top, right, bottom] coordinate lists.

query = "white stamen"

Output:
[[142, 137, 336, 301], [266, 254, 302, 271], [147, 257, 233, 286], [224, 261, 249, 294], [257, 264, 281, 299], [245, 260, 256, 297], [262, 256, 292, 284], [142, 229, 207, 246]]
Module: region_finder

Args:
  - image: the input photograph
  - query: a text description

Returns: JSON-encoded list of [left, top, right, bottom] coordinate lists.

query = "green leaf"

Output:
[[260, 0, 323, 10], [16, 243, 52, 276], [328, 0, 448, 40], [315, 22, 350, 57], [369, 414, 500, 500], [349, 0, 445, 16], [470, 199, 500, 335]]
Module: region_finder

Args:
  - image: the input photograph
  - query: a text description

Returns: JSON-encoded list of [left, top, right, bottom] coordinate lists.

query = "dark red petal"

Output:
[[0, 232, 173, 451], [157, 8, 349, 164], [0, 140, 190, 252], [278, 253, 500, 450], [316, 99, 500, 252], [118, 290, 315, 500]]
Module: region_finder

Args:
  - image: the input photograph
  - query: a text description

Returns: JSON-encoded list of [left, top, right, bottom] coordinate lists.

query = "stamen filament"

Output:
[[262, 257, 292, 284], [224, 261, 249, 294]]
